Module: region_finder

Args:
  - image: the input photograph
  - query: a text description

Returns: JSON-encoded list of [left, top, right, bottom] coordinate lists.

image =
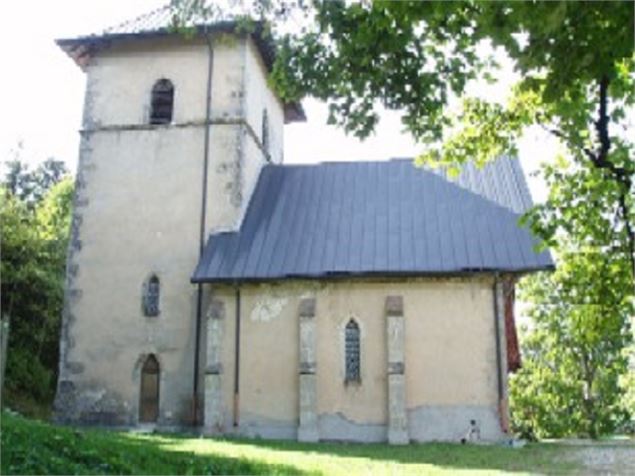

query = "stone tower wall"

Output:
[[55, 34, 284, 427]]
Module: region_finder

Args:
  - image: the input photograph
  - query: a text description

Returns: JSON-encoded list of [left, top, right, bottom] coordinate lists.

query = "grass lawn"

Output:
[[0, 411, 584, 475]]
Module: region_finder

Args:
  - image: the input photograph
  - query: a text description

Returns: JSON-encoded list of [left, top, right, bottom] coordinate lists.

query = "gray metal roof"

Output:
[[193, 158, 553, 283], [101, 5, 175, 36]]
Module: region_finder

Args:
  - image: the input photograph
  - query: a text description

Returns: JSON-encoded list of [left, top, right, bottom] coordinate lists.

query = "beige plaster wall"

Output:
[[240, 285, 300, 425], [204, 36, 285, 233], [315, 282, 388, 425], [66, 128, 204, 424], [85, 37, 209, 127], [207, 277, 500, 438], [243, 38, 285, 164], [404, 279, 497, 408]]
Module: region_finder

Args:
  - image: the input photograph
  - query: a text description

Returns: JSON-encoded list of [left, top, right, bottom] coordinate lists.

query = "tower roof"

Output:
[[56, 4, 305, 123]]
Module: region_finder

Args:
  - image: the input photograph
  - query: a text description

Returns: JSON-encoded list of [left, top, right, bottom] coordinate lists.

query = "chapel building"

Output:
[[54, 6, 553, 444]]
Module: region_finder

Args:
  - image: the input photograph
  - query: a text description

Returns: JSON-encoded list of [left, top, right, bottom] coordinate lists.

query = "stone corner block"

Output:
[[205, 363, 223, 375], [207, 300, 225, 320], [388, 429, 409, 445], [299, 298, 316, 318], [299, 362, 316, 375], [385, 296, 403, 316], [388, 362, 405, 375], [204, 373, 223, 431]]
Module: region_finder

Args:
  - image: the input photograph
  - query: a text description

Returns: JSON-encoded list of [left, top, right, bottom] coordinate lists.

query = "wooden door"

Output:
[[139, 355, 159, 423]]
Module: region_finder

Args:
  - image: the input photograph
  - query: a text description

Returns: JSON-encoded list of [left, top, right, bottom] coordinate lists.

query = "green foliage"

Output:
[[619, 338, 635, 433], [0, 411, 582, 475], [511, 258, 632, 439], [524, 150, 634, 259], [1, 161, 73, 414], [269, 1, 633, 139], [510, 152, 634, 439], [271, 1, 486, 141], [4, 158, 69, 208], [417, 89, 540, 173]]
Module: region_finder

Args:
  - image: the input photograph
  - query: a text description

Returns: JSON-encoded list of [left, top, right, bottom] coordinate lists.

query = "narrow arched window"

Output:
[[139, 354, 160, 423], [150, 79, 174, 125], [261, 109, 269, 154], [345, 320, 361, 382], [143, 275, 160, 317]]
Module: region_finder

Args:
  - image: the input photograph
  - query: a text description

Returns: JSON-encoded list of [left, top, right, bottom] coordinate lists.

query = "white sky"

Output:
[[0, 0, 557, 202]]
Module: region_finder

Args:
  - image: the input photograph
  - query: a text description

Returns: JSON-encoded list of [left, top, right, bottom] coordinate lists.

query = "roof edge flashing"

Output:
[[191, 265, 554, 285]]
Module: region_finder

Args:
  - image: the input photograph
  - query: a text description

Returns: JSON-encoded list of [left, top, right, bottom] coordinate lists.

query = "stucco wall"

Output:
[[243, 38, 285, 164], [59, 128, 204, 426], [206, 277, 507, 442], [84, 37, 209, 127], [55, 32, 284, 427]]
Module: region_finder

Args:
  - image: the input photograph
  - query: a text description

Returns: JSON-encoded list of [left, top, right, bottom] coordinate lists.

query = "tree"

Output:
[[509, 146, 633, 438], [511, 250, 632, 439], [1, 160, 73, 414], [4, 157, 68, 208]]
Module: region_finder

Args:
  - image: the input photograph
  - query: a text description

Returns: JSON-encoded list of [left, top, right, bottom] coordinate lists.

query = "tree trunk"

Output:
[[587, 77, 635, 292], [581, 353, 599, 439], [0, 317, 10, 407]]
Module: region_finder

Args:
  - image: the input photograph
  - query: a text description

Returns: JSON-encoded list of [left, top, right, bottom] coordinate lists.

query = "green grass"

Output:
[[0, 411, 582, 475]]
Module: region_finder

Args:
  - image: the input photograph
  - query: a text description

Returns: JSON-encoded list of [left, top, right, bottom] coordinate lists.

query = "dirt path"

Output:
[[563, 440, 635, 474]]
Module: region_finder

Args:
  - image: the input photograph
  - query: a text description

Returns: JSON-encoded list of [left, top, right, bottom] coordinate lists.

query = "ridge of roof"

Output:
[[279, 157, 415, 167], [102, 5, 173, 36]]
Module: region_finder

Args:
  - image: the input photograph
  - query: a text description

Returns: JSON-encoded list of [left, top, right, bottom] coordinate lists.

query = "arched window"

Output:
[[139, 354, 160, 423], [150, 79, 174, 125], [143, 275, 160, 317], [345, 319, 361, 382], [261, 109, 269, 154]]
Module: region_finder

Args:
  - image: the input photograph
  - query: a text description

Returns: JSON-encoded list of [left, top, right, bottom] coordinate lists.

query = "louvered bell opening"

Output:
[[150, 80, 174, 125]]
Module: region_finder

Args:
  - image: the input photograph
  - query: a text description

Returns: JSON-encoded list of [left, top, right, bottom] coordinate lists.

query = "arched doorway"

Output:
[[139, 354, 160, 423]]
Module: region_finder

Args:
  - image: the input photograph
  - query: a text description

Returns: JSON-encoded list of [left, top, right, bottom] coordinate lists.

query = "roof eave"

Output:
[[284, 102, 307, 123], [190, 264, 555, 285]]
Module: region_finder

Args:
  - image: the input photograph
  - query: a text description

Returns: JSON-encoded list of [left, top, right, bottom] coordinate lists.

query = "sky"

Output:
[[0, 0, 558, 202]]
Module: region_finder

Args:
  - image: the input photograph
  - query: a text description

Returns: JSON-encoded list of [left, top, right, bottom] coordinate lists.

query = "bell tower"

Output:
[[54, 11, 304, 426]]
